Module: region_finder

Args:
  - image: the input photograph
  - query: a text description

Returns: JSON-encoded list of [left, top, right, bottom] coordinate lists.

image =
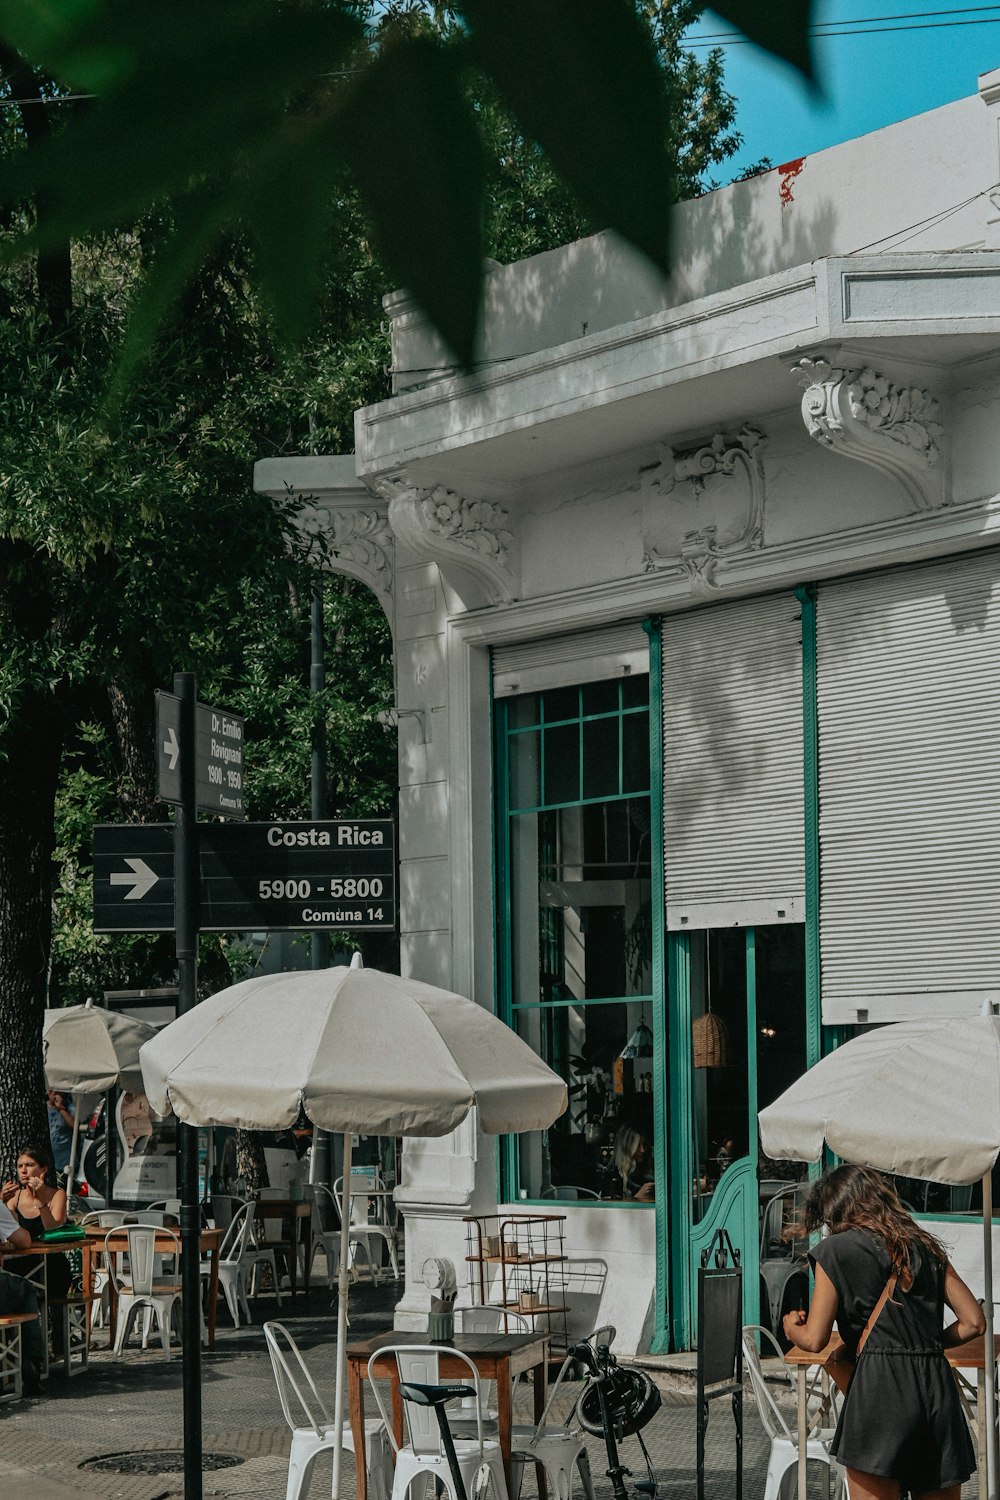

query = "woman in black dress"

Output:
[[783, 1164, 984, 1500]]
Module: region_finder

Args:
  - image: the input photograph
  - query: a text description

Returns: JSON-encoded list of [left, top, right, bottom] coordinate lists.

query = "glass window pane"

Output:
[[509, 730, 540, 809], [581, 679, 619, 716], [507, 693, 540, 730], [544, 723, 578, 804], [622, 710, 650, 793], [543, 686, 579, 723], [582, 716, 618, 800], [515, 1001, 654, 1200], [512, 803, 652, 1001], [622, 674, 649, 709]]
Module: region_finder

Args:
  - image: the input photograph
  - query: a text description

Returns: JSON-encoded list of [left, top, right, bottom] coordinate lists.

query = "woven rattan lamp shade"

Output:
[[692, 1010, 732, 1069]]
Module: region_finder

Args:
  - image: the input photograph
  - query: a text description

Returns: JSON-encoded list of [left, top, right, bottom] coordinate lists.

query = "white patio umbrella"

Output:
[[139, 953, 567, 1498], [758, 1011, 1000, 1500], [42, 998, 159, 1197]]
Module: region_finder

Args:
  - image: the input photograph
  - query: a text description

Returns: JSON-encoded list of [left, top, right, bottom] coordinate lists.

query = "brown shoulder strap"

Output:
[[856, 1271, 898, 1357]]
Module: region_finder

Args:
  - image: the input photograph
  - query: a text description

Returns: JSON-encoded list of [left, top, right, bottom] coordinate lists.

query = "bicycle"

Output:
[[573, 1339, 661, 1500]]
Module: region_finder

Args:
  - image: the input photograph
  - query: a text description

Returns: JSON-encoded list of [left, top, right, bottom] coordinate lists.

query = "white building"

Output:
[[255, 69, 1000, 1353]]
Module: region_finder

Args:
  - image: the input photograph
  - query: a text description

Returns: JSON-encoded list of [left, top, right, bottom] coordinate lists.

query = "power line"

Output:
[[695, 3, 1000, 40], [687, 11, 1000, 47]]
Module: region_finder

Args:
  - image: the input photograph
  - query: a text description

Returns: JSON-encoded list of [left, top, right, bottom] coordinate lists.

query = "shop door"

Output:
[[666, 924, 807, 1349]]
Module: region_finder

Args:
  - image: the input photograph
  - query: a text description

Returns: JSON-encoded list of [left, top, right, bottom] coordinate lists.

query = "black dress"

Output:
[[810, 1228, 975, 1490]]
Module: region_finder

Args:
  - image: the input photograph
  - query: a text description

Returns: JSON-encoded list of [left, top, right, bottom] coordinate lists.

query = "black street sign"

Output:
[[94, 824, 176, 932], [94, 819, 396, 933], [156, 691, 246, 820]]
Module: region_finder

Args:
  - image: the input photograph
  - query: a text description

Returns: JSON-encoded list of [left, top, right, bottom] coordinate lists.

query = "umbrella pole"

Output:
[[983, 1170, 998, 1500], [332, 1130, 354, 1500], [65, 1105, 82, 1202]]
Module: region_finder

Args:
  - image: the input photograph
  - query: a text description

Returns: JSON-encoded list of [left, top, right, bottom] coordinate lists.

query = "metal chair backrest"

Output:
[[264, 1320, 332, 1438], [210, 1194, 246, 1231], [80, 1210, 127, 1227], [107, 1225, 180, 1299], [759, 1184, 805, 1261], [368, 1344, 484, 1458], [312, 1183, 342, 1235], [535, 1321, 617, 1432], [220, 1202, 256, 1265], [741, 1324, 794, 1444]]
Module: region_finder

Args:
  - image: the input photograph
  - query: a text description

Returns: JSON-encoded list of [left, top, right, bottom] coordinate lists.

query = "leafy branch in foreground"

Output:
[[0, 0, 817, 369]]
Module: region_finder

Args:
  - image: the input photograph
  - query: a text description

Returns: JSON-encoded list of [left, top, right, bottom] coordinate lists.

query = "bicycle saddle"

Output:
[[398, 1381, 476, 1407]]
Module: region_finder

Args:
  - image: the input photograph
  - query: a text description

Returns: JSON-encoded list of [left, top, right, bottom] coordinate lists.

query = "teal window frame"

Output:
[[494, 669, 655, 1205]]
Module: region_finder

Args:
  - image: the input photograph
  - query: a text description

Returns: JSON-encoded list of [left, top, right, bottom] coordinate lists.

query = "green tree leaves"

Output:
[[0, 1, 817, 369]]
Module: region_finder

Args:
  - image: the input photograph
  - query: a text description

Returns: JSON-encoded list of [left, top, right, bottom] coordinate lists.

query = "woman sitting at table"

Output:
[[1, 1140, 72, 1299]]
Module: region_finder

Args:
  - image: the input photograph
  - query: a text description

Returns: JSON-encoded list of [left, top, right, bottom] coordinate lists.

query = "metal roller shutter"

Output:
[[492, 622, 648, 697], [663, 593, 805, 930], [817, 550, 1000, 1022]]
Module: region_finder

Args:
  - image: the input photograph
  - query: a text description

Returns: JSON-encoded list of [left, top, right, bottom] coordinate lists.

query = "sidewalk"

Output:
[[0, 1281, 982, 1499]]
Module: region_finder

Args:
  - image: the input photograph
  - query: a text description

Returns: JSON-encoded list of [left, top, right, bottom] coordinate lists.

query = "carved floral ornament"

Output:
[[375, 476, 517, 608], [791, 355, 945, 511], [642, 425, 768, 596], [296, 504, 394, 606]]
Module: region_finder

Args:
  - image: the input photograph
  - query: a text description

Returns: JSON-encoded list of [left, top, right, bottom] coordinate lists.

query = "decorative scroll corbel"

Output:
[[297, 504, 394, 613], [379, 476, 518, 609], [643, 425, 768, 595], [792, 356, 945, 511]]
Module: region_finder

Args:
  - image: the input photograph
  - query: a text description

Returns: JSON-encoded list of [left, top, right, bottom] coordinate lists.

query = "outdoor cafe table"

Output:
[[785, 1332, 1000, 1499], [82, 1223, 224, 1349], [347, 1328, 550, 1500], [0, 1238, 97, 1374], [253, 1197, 312, 1298]]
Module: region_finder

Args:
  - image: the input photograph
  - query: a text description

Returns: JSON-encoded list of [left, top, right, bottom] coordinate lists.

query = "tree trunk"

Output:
[[235, 1130, 268, 1196], [0, 690, 66, 1176], [107, 675, 160, 823]]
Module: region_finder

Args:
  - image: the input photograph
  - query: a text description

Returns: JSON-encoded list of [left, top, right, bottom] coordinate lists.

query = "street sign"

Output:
[[156, 691, 246, 820], [93, 819, 396, 933], [94, 824, 176, 932]]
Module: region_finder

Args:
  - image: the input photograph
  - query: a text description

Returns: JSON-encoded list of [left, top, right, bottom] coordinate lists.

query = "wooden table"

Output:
[[785, 1333, 1000, 1499], [254, 1198, 312, 1297], [0, 1239, 95, 1376], [348, 1329, 549, 1500], [83, 1224, 223, 1349]]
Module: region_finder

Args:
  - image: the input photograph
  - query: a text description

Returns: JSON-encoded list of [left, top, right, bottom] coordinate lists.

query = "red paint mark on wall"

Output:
[[778, 156, 806, 207]]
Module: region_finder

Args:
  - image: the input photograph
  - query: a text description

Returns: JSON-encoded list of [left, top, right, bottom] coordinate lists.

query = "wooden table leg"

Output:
[[303, 1214, 312, 1297], [797, 1366, 808, 1500], [349, 1359, 368, 1500], [497, 1356, 514, 1500]]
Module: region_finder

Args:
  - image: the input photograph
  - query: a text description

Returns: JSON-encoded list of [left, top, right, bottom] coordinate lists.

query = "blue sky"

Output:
[[687, 2, 1000, 179]]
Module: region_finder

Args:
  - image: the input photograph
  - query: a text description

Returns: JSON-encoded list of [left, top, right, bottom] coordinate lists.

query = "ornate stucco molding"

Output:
[[792, 355, 945, 511], [378, 476, 518, 608], [297, 504, 394, 611], [643, 425, 768, 597]]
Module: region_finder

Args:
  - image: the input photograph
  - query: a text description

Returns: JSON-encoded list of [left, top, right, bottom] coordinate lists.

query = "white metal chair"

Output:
[[741, 1324, 846, 1500], [207, 1201, 259, 1327], [306, 1183, 348, 1291], [507, 1323, 613, 1500], [264, 1320, 393, 1500], [335, 1173, 401, 1284], [245, 1204, 285, 1305], [367, 1343, 509, 1500], [108, 1225, 183, 1359], [80, 1209, 128, 1330]]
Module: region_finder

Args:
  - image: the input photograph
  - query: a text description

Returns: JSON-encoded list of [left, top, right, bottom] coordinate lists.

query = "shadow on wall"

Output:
[[563, 1257, 609, 1344]]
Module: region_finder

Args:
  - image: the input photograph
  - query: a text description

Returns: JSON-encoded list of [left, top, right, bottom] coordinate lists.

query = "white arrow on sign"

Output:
[[110, 858, 159, 901], [163, 726, 180, 771]]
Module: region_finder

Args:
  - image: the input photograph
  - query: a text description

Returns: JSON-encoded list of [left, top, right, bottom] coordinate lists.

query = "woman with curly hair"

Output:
[[783, 1164, 983, 1499]]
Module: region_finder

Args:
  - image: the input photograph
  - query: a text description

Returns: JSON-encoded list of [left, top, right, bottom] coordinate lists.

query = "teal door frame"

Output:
[[662, 928, 762, 1350]]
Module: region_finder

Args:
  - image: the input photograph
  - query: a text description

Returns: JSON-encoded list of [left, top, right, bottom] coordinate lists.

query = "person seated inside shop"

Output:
[[613, 1124, 654, 1201]]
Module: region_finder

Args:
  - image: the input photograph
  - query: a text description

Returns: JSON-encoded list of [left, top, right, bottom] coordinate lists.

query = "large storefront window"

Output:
[[496, 675, 652, 1201]]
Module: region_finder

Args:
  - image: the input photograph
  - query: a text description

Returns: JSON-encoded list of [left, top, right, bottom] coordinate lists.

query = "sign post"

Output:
[[172, 673, 204, 1500], [156, 690, 246, 819]]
